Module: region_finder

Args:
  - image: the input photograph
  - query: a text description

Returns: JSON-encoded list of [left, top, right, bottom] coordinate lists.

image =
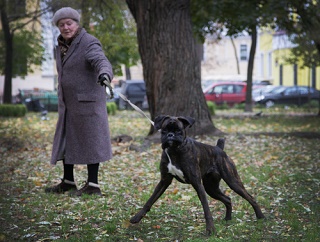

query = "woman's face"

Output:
[[57, 18, 79, 41]]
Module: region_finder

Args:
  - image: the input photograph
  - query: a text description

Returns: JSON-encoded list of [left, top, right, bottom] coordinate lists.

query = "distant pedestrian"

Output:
[[45, 7, 113, 196]]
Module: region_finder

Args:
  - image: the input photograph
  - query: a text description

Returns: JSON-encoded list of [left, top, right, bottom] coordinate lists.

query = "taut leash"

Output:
[[117, 92, 154, 126], [103, 81, 154, 127]]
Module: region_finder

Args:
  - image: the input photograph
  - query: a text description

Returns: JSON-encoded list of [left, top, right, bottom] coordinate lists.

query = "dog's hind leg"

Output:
[[130, 176, 173, 224], [203, 173, 232, 220], [219, 156, 265, 219], [225, 179, 265, 219]]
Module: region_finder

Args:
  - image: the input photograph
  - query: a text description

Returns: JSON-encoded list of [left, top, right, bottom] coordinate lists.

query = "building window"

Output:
[[240, 44, 247, 61]]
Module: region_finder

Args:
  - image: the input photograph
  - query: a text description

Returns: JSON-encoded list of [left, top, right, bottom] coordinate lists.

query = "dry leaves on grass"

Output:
[[0, 112, 319, 241]]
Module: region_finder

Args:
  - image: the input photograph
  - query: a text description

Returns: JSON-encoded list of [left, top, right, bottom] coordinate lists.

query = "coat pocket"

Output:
[[76, 93, 97, 116]]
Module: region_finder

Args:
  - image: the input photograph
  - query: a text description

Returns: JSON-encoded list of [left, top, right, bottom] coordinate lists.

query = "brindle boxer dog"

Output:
[[130, 115, 265, 235]]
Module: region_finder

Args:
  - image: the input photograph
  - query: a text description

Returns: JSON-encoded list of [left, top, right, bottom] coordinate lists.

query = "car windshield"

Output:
[[272, 86, 287, 94], [202, 80, 216, 90], [253, 85, 276, 94]]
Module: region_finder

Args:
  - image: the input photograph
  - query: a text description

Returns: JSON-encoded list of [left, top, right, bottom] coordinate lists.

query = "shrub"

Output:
[[234, 103, 246, 110], [106, 102, 117, 115], [0, 104, 27, 117], [303, 99, 319, 108], [206, 101, 216, 115], [215, 101, 229, 110]]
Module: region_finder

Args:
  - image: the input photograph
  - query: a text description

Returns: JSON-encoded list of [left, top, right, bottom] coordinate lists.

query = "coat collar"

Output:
[[59, 28, 87, 65]]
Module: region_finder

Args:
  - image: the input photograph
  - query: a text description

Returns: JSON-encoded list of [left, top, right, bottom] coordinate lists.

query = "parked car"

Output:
[[17, 89, 58, 111], [118, 80, 147, 110], [203, 81, 247, 106], [252, 85, 281, 103], [256, 85, 320, 107]]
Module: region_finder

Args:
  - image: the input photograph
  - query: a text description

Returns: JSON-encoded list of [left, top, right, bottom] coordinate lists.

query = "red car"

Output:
[[203, 81, 247, 106]]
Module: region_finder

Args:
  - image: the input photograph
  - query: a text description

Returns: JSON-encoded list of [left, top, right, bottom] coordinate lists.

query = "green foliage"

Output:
[[0, 19, 45, 77], [286, 32, 320, 68], [234, 103, 246, 110], [302, 99, 320, 108], [206, 101, 216, 115], [0, 104, 27, 117], [87, 1, 139, 76], [266, 0, 320, 68], [191, 0, 274, 41], [216, 102, 230, 110], [12, 30, 45, 77], [107, 102, 117, 115]]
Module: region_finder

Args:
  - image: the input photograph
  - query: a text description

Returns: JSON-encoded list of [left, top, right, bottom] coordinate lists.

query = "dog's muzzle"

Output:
[[166, 132, 175, 146]]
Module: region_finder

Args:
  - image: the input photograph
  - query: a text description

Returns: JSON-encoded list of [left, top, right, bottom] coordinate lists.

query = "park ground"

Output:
[[0, 107, 319, 241]]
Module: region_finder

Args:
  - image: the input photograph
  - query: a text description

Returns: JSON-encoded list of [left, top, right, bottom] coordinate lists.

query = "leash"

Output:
[[117, 92, 154, 126], [103, 81, 154, 126]]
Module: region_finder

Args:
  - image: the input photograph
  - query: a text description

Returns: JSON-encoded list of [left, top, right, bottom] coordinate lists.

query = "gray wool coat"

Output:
[[51, 28, 113, 165]]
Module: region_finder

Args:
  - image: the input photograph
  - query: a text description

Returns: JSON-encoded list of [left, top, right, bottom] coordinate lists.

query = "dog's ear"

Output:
[[177, 116, 195, 129], [154, 115, 170, 130]]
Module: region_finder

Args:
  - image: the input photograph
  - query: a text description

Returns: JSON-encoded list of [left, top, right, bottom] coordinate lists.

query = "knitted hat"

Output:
[[52, 7, 80, 26]]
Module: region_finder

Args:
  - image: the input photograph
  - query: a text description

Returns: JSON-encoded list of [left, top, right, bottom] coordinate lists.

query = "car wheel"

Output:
[[265, 100, 275, 108]]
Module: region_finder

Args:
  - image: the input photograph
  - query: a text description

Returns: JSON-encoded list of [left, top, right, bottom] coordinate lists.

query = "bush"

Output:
[[206, 101, 216, 115], [106, 102, 117, 115], [0, 104, 27, 117], [303, 99, 319, 108], [215, 101, 229, 110], [234, 103, 246, 110]]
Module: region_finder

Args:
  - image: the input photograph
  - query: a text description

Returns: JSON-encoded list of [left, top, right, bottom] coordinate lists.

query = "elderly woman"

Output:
[[45, 7, 113, 196]]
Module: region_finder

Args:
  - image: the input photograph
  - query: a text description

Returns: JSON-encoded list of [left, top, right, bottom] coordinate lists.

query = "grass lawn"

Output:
[[0, 107, 319, 241]]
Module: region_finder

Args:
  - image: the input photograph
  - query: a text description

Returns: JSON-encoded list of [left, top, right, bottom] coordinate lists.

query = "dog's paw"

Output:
[[205, 223, 216, 236], [130, 214, 142, 224]]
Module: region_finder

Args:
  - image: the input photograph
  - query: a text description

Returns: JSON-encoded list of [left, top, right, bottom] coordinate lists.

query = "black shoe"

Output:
[[45, 179, 77, 194], [75, 182, 102, 196]]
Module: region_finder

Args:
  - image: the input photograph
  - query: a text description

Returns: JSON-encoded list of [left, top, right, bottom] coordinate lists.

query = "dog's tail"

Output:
[[216, 138, 225, 150]]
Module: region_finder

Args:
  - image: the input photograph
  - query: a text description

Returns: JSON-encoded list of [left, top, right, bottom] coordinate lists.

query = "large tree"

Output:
[[126, 0, 219, 136], [0, 0, 45, 104]]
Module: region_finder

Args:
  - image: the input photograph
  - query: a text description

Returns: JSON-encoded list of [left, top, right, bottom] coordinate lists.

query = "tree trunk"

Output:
[[1, 7, 13, 104], [245, 25, 257, 112], [230, 36, 240, 74], [81, 0, 90, 29], [126, 0, 220, 136], [125, 65, 131, 80]]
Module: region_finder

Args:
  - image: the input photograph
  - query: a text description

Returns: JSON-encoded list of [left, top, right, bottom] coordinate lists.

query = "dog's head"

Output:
[[154, 115, 195, 149]]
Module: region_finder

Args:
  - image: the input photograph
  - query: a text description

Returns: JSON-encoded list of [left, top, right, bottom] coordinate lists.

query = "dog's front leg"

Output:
[[130, 176, 173, 224], [191, 181, 215, 236]]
